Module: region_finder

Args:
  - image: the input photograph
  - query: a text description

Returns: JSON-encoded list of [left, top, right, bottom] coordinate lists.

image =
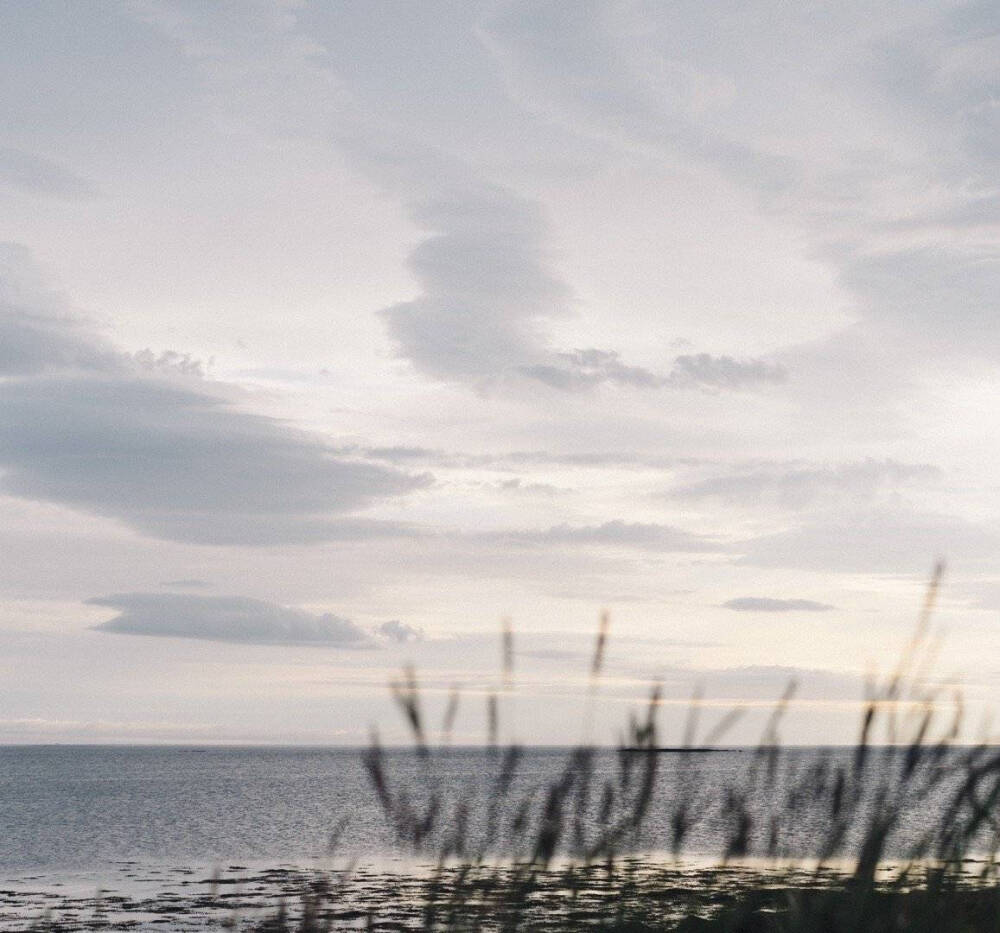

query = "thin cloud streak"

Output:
[[488, 520, 723, 552], [0, 147, 98, 199], [90, 592, 377, 648], [722, 598, 836, 613]]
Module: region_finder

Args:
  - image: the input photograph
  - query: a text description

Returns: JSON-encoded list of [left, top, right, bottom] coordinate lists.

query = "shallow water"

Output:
[[0, 858, 839, 931]]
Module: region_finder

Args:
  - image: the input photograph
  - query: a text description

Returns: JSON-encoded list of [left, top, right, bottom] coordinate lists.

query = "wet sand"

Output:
[[0, 858, 855, 931], [0, 862, 408, 931], [4, 856, 992, 931]]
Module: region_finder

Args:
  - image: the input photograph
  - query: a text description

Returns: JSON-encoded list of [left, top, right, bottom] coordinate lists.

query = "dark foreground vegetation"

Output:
[[255, 564, 1000, 931], [252, 861, 1000, 932]]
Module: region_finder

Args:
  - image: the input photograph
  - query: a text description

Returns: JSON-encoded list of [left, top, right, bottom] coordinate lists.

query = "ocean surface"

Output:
[[0, 744, 971, 876]]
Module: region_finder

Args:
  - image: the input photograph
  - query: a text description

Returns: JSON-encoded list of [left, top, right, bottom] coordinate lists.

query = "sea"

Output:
[[0, 744, 983, 929], [0, 744, 968, 872]]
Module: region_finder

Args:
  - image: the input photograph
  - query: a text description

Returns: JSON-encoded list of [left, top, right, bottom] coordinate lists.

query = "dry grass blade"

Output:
[[591, 610, 609, 681], [390, 663, 427, 758], [345, 568, 1000, 932], [502, 617, 514, 691], [440, 685, 460, 746]]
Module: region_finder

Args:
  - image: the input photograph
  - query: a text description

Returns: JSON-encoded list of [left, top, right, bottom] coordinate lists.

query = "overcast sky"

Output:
[[1, 0, 999, 746]]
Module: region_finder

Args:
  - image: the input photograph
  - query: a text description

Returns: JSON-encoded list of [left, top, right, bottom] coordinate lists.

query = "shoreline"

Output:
[[5, 854, 998, 932]]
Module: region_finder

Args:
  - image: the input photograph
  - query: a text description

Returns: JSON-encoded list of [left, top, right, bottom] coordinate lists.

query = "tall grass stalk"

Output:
[[263, 566, 1000, 931]]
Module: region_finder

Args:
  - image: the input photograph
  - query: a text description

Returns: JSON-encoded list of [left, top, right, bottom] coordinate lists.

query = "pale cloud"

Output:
[[0, 307, 115, 376], [136, 2, 780, 394], [493, 477, 563, 496], [494, 520, 721, 552], [160, 579, 213, 590], [353, 445, 683, 470], [665, 353, 788, 390], [380, 183, 571, 385], [522, 349, 786, 392], [0, 374, 430, 545], [480, 0, 794, 190], [737, 509, 997, 575], [376, 619, 424, 644], [833, 243, 1000, 359], [0, 244, 117, 375], [90, 592, 375, 648], [482, 0, 1000, 389], [678, 665, 866, 704], [0, 147, 98, 199], [0, 246, 431, 546], [722, 598, 835, 613], [672, 459, 940, 509]]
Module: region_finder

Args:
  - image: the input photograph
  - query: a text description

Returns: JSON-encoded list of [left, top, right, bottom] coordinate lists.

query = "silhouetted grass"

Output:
[[260, 562, 992, 931]]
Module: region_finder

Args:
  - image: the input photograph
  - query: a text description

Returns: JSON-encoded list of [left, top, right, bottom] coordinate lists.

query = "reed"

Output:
[[258, 564, 1000, 930]]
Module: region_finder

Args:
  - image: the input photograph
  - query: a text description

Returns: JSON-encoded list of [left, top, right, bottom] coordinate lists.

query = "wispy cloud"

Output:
[[492, 520, 722, 552], [136, 1, 779, 396], [737, 509, 997, 574], [90, 592, 376, 648], [0, 245, 431, 545], [722, 597, 835, 613], [380, 182, 571, 385], [160, 579, 213, 590], [522, 349, 786, 392], [0, 147, 98, 199], [351, 445, 684, 470], [483, 0, 1000, 394], [376, 619, 424, 644], [672, 459, 940, 509]]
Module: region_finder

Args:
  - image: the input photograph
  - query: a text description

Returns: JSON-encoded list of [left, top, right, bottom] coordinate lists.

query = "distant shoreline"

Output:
[[620, 746, 740, 753]]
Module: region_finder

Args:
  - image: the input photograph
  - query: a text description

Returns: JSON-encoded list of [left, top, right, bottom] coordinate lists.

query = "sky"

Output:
[[1, 0, 999, 746]]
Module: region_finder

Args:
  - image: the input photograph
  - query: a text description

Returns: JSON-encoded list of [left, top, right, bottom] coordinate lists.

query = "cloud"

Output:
[[737, 509, 998, 575], [0, 375, 430, 545], [722, 597, 835, 613], [131, 2, 786, 396], [494, 477, 562, 496], [354, 445, 685, 470], [481, 0, 1000, 393], [521, 348, 662, 390], [0, 147, 98, 199], [160, 579, 213, 590], [0, 308, 117, 376], [380, 183, 572, 385], [673, 459, 940, 509], [833, 243, 1000, 360], [0, 244, 118, 375], [371, 164, 782, 395], [516, 647, 591, 663], [136, 1, 566, 391], [522, 348, 786, 392], [89, 593, 374, 648], [962, 581, 1000, 612], [358, 445, 441, 464], [385, 198, 783, 392], [495, 519, 721, 552], [376, 619, 424, 644], [666, 354, 787, 390], [0, 245, 431, 545], [0, 717, 221, 742], [480, 0, 793, 192], [685, 665, 866, 703]]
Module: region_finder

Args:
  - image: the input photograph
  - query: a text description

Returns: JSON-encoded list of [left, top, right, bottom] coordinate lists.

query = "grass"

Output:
[[253, 562, 1000, 930]]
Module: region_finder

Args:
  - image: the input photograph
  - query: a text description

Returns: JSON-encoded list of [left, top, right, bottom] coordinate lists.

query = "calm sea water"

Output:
[[0, 745, 965, 875]]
